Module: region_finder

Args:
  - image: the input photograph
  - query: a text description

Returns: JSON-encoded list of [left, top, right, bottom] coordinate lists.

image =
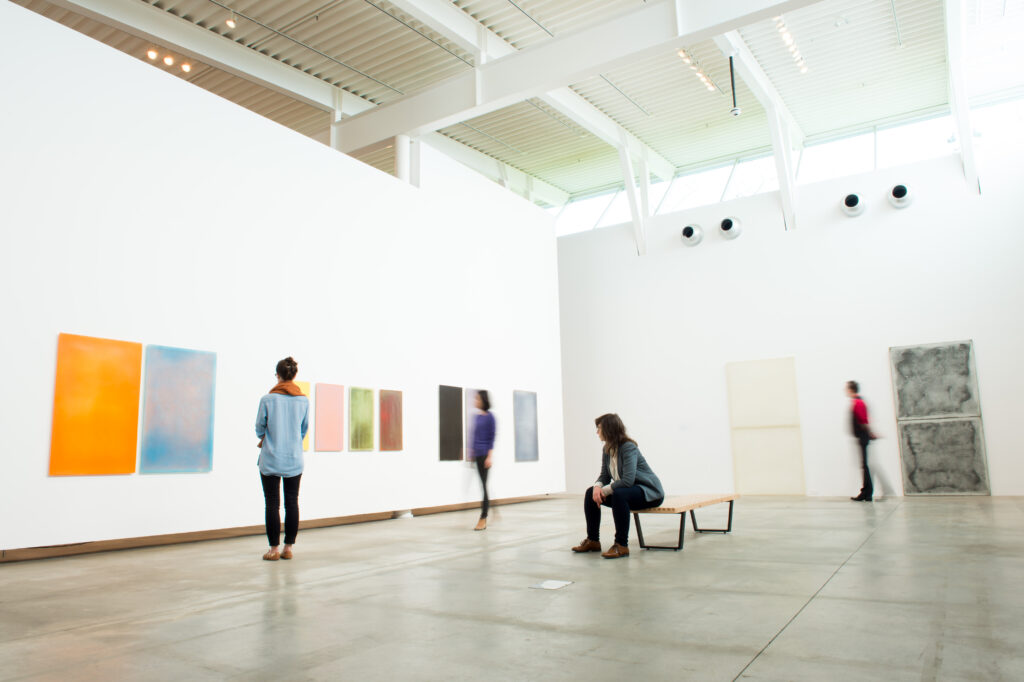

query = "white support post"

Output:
[[330, 89, 345, 151], [618, 134, 647, 256], [395, 134, 411, 183], [766, 107, 797, 230], [409, 138, 422, 188], [638, 159, 651, 224], [945, 0, 980, 193]]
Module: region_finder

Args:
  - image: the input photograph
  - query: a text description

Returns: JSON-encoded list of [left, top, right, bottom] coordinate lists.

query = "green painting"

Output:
[[349, 387, 374, 451]]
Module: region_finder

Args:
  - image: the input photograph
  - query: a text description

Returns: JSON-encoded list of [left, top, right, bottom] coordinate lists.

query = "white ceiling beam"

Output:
[[386, 0, 507, 63], [46, 0, 376, 117], [388, 0, 676, 180], [945, 0, 980, 193], [538, 91, 675, 181], [714, 31, 802, 229], [336, 0, 822, 153], [421, 133, 570, 207]]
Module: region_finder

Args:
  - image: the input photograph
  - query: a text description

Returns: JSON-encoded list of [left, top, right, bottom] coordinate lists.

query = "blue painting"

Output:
[[514, 390, 538, 462], [139, 345, 216, 473]]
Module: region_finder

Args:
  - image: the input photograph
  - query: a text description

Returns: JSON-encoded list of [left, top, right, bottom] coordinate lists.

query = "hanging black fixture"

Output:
[[729, 56, 741, 117]]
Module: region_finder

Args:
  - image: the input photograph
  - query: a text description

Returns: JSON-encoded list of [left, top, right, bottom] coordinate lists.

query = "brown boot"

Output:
[[474, 518, 487, 531], [601, 543, 629, 559], [571, 538, 601, 553]]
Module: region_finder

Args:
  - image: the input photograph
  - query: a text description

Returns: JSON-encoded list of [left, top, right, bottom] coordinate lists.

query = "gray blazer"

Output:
[[595, 441, 665, 504]]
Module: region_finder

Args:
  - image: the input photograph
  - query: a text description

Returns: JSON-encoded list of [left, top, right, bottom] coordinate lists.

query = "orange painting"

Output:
[[296, 380, 311, 451], [49, 333, 143, 476]]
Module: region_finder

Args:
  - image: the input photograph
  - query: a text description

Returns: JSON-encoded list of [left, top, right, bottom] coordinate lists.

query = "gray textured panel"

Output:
[[513, 390, 539, 462], [899, 418, 989, 495], [890, 341, 980, 419]]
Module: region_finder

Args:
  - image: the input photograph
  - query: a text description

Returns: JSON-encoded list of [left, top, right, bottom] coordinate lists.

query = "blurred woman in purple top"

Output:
[[471, 390, 496, 531]]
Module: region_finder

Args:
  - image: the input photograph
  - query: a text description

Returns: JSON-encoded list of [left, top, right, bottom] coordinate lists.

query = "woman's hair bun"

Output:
[[276, 356, 299, 380]]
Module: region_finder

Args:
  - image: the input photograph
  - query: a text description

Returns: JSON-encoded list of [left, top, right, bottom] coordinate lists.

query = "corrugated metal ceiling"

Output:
[[13, 0, 1024, 203]]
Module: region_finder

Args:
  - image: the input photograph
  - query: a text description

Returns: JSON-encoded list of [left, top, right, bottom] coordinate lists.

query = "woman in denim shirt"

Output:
[[255, 356, 309, 561]]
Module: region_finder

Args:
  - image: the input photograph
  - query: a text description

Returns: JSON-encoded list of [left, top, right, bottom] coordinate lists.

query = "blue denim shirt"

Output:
[[255, 393, 309, 477]]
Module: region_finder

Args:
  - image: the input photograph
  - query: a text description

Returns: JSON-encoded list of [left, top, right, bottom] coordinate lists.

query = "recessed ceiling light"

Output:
[[163, 56, 174, 66], [226, 12, 237, 29], [181, 63, 191, 73], [146, 49, 158, 60]]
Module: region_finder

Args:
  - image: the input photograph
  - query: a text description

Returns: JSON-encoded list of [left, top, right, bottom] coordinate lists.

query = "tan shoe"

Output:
[[280, 547, 293, 560], [474, 518, 487, 531], [601, 543, 629, 559], [571, 538, 601, 553], [262, 548, 280, 561]]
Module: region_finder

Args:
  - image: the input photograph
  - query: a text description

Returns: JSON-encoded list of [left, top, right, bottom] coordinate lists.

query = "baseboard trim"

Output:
[[0, 494, 551, 563]]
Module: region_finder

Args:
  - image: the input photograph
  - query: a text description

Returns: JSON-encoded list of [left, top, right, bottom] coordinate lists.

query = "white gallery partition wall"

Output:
[[0, 2, 566, 552], [558, 147, 1024, 498]]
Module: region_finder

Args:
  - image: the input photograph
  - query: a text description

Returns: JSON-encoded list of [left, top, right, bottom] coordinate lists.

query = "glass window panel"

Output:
[[657, 165, 733, 214], [797, 132, 874, 185], [972, 97, 1024, 154], [721, 156, 779, 201], [554, 192, 616, 237], [596, 190, 631, 227], [876, 116, 957, 169]]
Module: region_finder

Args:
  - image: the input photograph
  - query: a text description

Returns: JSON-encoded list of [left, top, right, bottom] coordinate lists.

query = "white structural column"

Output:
[[945, 0, 980, 193], [617, 132, 648, 255], [387, 0, 675, 182], [394, 134, 412, 183], [336, 0, 821, 153], [48, 0, 376, 117], [714, 31, 802, 230]]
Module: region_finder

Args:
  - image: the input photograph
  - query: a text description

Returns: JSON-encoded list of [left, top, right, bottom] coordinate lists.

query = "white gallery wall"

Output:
[[0, 2, 565, 551], [559, 139, 1024, 498]]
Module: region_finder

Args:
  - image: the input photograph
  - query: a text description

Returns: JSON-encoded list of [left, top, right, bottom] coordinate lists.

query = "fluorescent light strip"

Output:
[[774, 16, 808, 74]]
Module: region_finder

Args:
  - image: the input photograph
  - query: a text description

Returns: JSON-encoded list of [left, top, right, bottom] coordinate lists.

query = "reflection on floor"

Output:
[[2, 496, 1023, 680]]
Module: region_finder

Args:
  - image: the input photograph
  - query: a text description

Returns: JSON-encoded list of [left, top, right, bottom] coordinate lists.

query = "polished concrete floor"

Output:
[[2, 496, 1023, 681]]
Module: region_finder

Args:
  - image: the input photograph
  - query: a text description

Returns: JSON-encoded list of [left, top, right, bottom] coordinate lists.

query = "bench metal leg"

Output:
[[689, 500, 734, 534], [633, 512, 685, 551]]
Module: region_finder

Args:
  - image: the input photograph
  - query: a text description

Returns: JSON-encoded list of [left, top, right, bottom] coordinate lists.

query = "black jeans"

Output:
[[261, 473, 302, 546], [858, 437, 873, 498], [584, 485, 662, 547], [476, 457, 489, 519]]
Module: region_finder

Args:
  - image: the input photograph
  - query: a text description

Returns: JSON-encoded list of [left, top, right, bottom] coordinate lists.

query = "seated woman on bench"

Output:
[[572, 413, 664, 559]]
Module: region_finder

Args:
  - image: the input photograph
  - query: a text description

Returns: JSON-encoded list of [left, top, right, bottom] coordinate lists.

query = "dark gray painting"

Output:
[[439, 385, 463, 462], [890, 341, 980, 419], [513, 390, 539, 462], [899, 418, 989, 495]]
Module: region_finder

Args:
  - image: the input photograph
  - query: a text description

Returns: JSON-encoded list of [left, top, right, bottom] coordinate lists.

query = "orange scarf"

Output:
[[269, 380, 305, 397]]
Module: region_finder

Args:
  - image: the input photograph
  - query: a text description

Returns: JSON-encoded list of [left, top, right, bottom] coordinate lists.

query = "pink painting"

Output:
[[315, 383, 344, 452]]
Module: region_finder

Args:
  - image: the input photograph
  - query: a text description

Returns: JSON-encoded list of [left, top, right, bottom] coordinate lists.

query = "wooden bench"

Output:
[[632, 493, 738, 551]]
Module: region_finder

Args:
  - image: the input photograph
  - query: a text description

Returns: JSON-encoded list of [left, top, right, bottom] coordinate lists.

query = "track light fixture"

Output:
[[680, 224, 704, 246], [888, 184, 912, 208], [841, 193, 865, 217], [226, 12, 237, 29], [719, 217, 742, 239]]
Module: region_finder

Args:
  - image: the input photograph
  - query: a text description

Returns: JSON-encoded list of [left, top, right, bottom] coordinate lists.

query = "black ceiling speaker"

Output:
[[888, 184, 912, 208], [719, 217, 742, 239], [681, 224, 704, 246], [842, 193, 865, 216]]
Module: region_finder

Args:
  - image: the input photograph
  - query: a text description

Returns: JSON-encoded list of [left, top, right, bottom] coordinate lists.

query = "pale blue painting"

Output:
[[514, 390, 538, 462], [139, 345, 217, 473]]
